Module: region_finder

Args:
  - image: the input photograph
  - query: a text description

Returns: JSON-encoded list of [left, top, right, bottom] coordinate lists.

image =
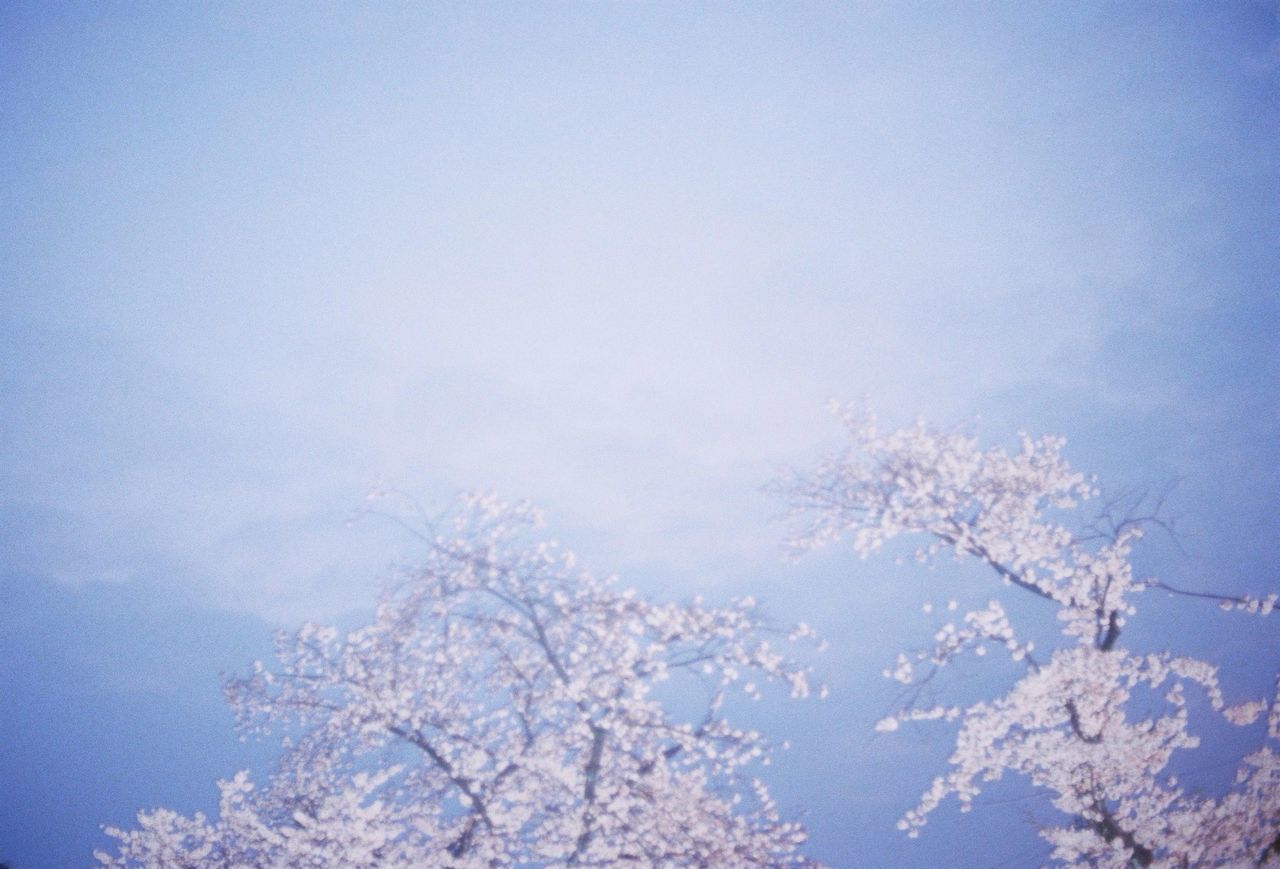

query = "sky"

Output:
[[1, 3, 1278, 866]]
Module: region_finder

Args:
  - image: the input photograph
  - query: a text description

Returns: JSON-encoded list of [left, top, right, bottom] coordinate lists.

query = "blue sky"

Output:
[[2, 3, 1277, 866]]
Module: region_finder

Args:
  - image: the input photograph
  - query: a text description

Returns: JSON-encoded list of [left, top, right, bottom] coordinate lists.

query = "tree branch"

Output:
[[568, 723, 608, 864], [1089, 799, 1153, 867], [387, 724, 494, 854]]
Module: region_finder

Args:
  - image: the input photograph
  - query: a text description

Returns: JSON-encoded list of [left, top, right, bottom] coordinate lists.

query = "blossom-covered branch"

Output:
[[99, 494, 822, 867], [775, 404, 1279, 867]]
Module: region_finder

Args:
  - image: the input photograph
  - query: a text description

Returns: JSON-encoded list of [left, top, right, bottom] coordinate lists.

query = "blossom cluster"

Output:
[[99, 493, 821, 867], [778, 405, 1279, 866]]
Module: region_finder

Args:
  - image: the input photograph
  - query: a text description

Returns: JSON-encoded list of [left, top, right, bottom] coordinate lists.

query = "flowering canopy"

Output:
[[99, 494, 820, 867], [775, 404, 1279, 867]]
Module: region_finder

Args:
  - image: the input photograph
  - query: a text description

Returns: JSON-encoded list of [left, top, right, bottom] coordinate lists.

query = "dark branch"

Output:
[[568, 724, 608, 864], [1065, 701, 1102, 744], [387, 724, 494, 855], [936, 529, 1059, 604], [1090, 799, 1153, 867], [1151, 580, 1254, 607], [1097, 610, 1121, 651]]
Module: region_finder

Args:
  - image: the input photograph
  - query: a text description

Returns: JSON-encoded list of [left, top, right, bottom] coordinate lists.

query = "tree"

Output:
[[773, 404, 1280, 867], [98, 494, 821, 867]]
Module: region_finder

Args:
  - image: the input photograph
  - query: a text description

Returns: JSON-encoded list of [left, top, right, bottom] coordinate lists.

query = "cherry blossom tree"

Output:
[[774, 403, 1280, 867], [98, 494, 821, 867]]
